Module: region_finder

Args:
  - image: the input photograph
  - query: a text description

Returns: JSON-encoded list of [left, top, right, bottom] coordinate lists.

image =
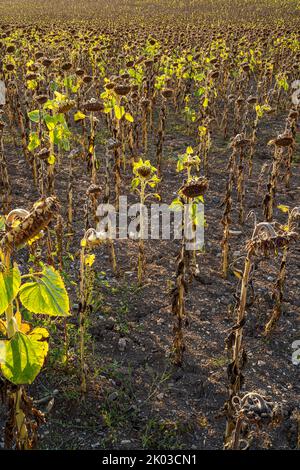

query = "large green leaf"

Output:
[[19, 265, 70, 317], [0, 328, 49, 385], [28, 109, 40, 123], [0, 266, 21, 315]]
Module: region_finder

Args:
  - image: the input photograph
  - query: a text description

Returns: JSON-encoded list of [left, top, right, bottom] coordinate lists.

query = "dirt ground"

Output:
[[0, 101, 299, 450]]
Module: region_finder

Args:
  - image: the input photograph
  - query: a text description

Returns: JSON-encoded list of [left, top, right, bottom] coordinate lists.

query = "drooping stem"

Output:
[[79, 244, 87, 395], [156, 96, 166, 177], [171, 237, 186, 366], [138, 181, 146, 285], [224, 247, 253, 448], [221, 169, 233, 278]]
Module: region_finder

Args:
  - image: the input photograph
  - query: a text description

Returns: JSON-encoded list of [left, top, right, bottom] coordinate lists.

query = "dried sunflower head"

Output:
[[0, 197, 60, 252], [104, 81, 115, 90], [82, 98, 104, 112], [35, 51, 43, 60], [86, 184, 101, 197], [114, 84, 131, 96], [247, 95, 258, 104], [136, 164, 152, 178], [269, 131, 294, 148], [61, 62, 72, 72], [209, 70, 219, 79], [35, 94, 48, 105], [236, 95, 244, 105], [288, 109, 298, 120], [5, 63, 15, 72], [26, 72, 38, 80], [36, 148, 50, 161], [57, 99, 75, 114], [84, 228, 106, 248], [179, 177, 209, 199], [82, 75, 93, 84], [247, 222, 298, 256], [42, 58, 53, 68], [132, 159, 159, 185], [75, 68, 85, 77]]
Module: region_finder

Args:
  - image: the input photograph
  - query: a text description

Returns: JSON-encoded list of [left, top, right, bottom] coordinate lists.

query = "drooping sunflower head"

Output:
[[82, 98, 104, 113], [269, 131, 294, 148]]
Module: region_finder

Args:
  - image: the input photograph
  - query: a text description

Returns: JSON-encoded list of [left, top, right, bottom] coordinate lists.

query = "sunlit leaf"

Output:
[[125, 112, 134, 122], [0, 266, 21, 315], [28, 109, 40, 123], [74, 111, 86, 121], [277, 204, 289, 213], [0, 328, 49, 385], [84, 254, 95, 266]]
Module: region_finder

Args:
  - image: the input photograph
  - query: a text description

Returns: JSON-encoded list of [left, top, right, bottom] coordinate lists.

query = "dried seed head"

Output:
[[161, 88, 173, 99], [288, 109, 298, 120], [247, 222, 297, 256], [136, 164, 152, 178], [36, 148, 50, 161], [35, 94, 48, 105], [272, 132, 294, 147], [114, 84, 131, 96], [35, 51, 43, 60], [82, 75, 93, 84], [144, 59, 154, 67], [26, 72, 38, 80], [236, 95, 244, 105], [141, 97, 150, 108], [86, 184, 101, 197], [241, 62, 250, 72], [247, 95, 258, 104], [82, 98, 104, 112], [180, 177, 209, 198], [75, 68, 85, 77], [85, 228, 106, 248], [0, 197, 60, 252], [57, 99, 75, 114], [104, 81, 115, 90], [61, 62, 72, 72], [230, 133, 251, 148], [105, 138, 121, 151], [209, 70, 219, 79], [28, 63, 38, 72], [6, 45, 15, 53]]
